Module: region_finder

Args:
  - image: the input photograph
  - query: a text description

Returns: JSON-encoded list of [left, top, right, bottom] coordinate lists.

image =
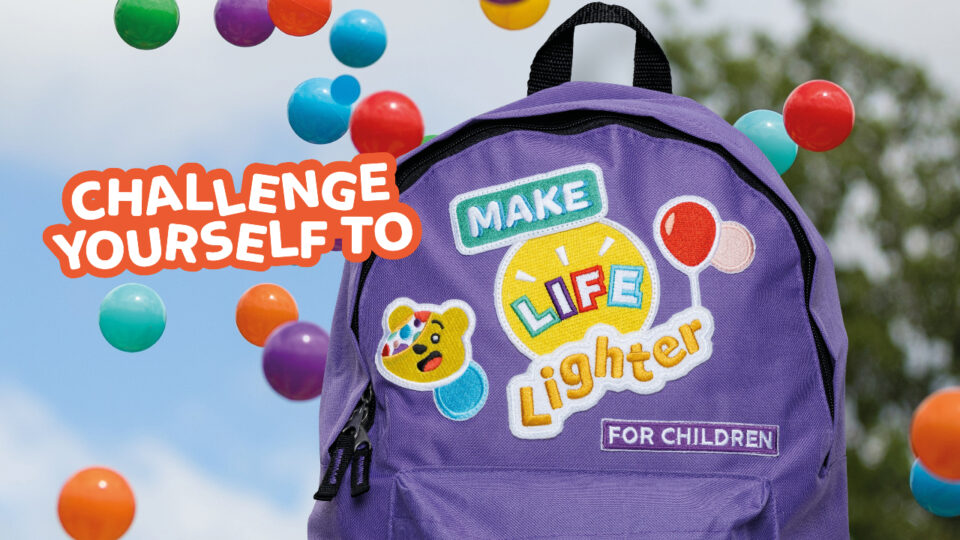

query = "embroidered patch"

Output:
[[375, 298, 488, 421], [449, 163, 608, 255], [433, 361, 489, 421], [710, 221, 756, 274], [495, 220, 660, 360], [601, 419, 779, 456], [506, 308, 715, 439], [652, 196, 722, 306], [377, 298, 475, 390], [493, 194, 757, 440]]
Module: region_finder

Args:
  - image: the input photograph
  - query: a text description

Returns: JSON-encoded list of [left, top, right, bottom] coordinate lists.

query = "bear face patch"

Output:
[[378, 300, 473, 389], [375, 298, 488, 421]]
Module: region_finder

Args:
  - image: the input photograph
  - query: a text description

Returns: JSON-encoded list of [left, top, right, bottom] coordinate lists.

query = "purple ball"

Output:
[[214, 0, 275, 47], [262, 321, 329, 400]]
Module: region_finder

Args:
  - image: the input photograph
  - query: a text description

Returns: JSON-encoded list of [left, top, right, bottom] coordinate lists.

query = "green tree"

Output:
[[659, 2, 960, 537]]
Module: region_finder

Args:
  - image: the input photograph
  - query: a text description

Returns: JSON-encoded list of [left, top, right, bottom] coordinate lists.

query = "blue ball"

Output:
[[99, 283, 166, 352], [330, 74, 361, 106], [329, 9, 386, 68], [911, 459, 960, 517], [733, 109, 798, 175], [287, 77, 351, 144]]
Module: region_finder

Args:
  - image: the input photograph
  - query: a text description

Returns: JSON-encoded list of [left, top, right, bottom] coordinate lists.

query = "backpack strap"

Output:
[[527, 2, 672, 95]]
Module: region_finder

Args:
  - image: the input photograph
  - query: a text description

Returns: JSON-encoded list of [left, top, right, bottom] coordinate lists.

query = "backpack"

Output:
[[309, 3, 848, 538]]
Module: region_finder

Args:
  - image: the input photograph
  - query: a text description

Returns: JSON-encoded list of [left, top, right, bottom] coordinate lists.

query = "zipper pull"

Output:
[[314, 385, 375, 501], [350, 424, 372, 497], [350, 384, 375, 497], [313, 425, 355, 501]]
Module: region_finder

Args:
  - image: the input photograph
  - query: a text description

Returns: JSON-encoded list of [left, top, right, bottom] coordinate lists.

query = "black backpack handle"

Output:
[[527, 2, 672, 96]]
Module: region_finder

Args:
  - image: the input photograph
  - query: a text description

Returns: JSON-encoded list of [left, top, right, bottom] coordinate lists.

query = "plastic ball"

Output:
[[330, 75, 361, 106], [99, 284, 166, 352], [288, 78, 351, 144], [783, 80, 855, 152], [236, 283, 298, 347], [267, 0, 331, 36], [262, 321, 329, 400], [480, 0, 549, 31], [329, 10, 387, 68], [214, 0, 274, 47], [910, 459, 960, 517], [911, 387, 960, 480], [114, 0, 180, 50], [350, 91, 424, 156], [58, 467, 135, 540], [733, 109, 798, 175], [421, 135, 437, 144]]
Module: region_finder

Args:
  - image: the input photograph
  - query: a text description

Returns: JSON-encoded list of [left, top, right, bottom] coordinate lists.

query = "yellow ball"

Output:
[[480, 0, 550, 31]]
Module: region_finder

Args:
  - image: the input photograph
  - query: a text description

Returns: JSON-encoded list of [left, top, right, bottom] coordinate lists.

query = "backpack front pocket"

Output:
[[388, 467, 777, 539]]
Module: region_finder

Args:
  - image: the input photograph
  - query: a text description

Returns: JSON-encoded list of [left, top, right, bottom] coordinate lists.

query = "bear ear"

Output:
[[388, 305, 415, 331], [441, 306, 470, 333]]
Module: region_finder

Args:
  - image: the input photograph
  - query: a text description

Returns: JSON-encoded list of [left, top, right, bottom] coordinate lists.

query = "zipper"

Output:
[[350, 109, 836, 420], [314, 384, 375, 501]]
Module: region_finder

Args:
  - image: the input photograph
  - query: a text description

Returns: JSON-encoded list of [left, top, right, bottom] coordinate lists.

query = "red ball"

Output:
[[783, 80, 855, 152], [350, 91, 424, 157], [268, 0, 330, 37]]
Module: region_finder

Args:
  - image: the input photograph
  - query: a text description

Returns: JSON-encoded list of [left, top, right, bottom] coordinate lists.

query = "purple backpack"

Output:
[[309, 3, 848, 538]]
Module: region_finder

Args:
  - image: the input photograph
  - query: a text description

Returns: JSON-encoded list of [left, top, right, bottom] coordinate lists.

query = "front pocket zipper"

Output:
[[314, 384, 376, 501], [349, 109, 837, 421]]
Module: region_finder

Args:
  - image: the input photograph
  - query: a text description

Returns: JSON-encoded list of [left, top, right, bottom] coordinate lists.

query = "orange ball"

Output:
[[268, 0, 331, 36], [58, 467, 135, 540], [236, 283, 299, 346], [911, 387, 960, 480]]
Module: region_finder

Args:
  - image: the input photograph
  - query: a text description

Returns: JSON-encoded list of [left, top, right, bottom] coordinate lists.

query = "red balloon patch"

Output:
[[658, 201, 718, 268]]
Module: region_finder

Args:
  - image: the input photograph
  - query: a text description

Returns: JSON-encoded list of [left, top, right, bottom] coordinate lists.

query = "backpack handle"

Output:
[[527, 2, 672, 96]]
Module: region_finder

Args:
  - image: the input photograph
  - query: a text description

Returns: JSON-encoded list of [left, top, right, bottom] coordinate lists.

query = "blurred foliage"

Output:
[[659, 2, 960, 538]]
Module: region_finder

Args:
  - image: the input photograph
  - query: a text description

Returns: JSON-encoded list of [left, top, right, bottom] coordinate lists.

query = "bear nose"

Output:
[[412, 344, 427, 355]]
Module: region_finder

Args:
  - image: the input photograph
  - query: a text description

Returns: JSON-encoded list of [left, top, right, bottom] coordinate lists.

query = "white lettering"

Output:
[[467, 202, 502, 237]]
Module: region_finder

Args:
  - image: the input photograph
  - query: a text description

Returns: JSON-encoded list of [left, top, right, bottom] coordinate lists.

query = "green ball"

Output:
[[114, 0, 180, 50], [421, 134, 437, 145], [99, 283, 167, 352]]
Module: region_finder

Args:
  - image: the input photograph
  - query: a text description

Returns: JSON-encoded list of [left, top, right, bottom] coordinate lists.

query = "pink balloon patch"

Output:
[[711, 221, 755, 274]]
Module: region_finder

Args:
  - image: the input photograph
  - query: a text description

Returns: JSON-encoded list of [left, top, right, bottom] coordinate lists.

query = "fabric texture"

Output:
[[308, 80, 848, 539]]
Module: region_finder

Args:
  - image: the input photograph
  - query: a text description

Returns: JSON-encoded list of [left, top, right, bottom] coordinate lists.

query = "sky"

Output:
[[1, 0, 958, 538]]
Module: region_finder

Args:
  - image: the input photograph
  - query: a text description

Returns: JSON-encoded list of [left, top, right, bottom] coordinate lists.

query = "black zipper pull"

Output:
[[314, 385, 375, 501], [314, 424, 355, 501], [350, 385, 376, 497], [350, 423, 372, 497]]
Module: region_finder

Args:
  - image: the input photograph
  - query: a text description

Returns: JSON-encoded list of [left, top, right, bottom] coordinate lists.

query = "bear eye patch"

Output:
[[431, 333, 440, 344]]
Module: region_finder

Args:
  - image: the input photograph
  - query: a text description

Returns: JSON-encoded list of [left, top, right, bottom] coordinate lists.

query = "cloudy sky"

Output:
[[1, 0, 957, 538]]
